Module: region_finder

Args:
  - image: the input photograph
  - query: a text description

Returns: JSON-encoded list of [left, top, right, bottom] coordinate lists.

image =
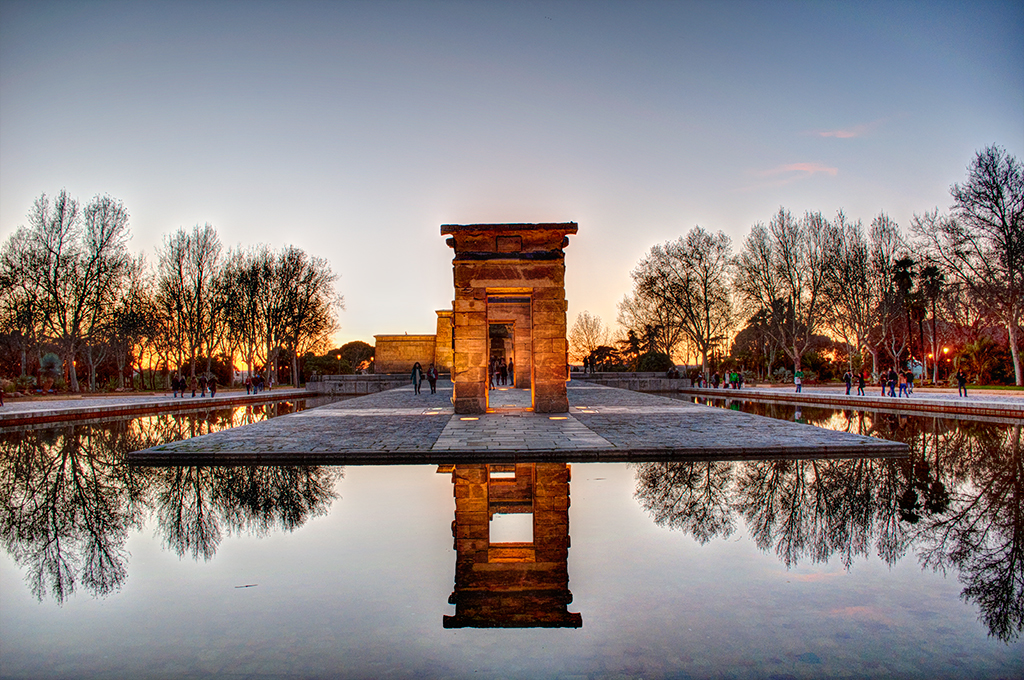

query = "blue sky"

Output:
[[2, 0, 1021, 345]]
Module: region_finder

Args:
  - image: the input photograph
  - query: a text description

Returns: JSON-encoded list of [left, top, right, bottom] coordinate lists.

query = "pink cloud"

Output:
[[807, 116, 897, 139], [756, 162, 838, 178], [734, 162, 838, 193]]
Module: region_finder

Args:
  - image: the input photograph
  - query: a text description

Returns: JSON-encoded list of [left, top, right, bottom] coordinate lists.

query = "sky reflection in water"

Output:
[[0, 399, 1021, 679]]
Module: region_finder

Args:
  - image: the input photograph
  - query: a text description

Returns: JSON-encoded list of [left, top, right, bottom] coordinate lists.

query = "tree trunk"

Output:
[[66, 345, 80, 392], [1008, 318, 1023, 386], [85, 345, 96, 392]]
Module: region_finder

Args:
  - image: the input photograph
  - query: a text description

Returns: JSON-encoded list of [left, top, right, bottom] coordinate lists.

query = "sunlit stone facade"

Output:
[[442, 222, 577, 414]]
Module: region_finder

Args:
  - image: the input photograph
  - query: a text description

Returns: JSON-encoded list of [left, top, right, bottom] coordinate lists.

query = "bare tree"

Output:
[[916, 146, 1024, 384], [0, 192, 131, 392], [735, 208, 829, 374], [276, 246, 342, 385], [155, 224, 222, 378], [822, 211, 873, 374], [616, 292, 684, 361], [630, 227, 733, 378], [568, 310, 608, 363]]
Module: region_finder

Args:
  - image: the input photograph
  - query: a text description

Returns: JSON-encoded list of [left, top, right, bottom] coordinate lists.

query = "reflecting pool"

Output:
[[1, 400, 1021, 678]]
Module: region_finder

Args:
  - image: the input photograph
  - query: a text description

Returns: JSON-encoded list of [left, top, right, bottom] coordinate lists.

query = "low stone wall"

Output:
[[306, 374, 418, 395], [572, 372, 691, 392]]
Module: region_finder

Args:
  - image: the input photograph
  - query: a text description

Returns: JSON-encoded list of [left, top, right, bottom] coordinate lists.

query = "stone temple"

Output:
[[374, 222, 576, 414]]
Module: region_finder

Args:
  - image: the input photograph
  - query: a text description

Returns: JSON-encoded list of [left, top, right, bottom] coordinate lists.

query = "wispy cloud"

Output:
[[807, 116, 891, 139], [735, 162, 838, 193], [755, 162, 838, 178]]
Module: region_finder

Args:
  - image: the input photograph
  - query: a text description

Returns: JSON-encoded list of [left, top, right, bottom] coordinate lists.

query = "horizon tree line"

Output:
[[571, 145, 1023, 385], [0, 196, 343, 392]]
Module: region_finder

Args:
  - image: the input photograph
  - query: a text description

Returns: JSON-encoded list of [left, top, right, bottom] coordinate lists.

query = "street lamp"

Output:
[[336, 353, 342, 376]]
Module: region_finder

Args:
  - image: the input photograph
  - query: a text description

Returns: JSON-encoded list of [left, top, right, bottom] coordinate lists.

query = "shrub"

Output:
[[636, 351, 674, 372]]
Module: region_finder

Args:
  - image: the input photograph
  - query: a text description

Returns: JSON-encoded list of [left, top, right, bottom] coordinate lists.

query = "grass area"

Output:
[[967, 384, 1024, 391]]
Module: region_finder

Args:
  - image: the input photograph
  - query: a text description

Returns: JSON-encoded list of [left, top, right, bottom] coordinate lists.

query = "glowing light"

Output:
[[460, 417, 479, 421], [549, 416, 568, 420]]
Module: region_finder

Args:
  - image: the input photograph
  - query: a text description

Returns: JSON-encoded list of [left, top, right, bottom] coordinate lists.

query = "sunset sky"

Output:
[[2, 0, 1021, 346]]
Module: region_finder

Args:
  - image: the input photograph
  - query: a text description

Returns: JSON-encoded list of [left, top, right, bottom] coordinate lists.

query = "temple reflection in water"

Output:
[[441, 463, 582, 628]]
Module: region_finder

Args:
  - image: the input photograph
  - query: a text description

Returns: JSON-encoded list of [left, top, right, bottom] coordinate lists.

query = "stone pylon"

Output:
[[442, 223, 577, 414]]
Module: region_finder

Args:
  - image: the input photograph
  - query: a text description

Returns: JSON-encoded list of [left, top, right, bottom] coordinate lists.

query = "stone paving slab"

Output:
[[129, 381, 907, 465]]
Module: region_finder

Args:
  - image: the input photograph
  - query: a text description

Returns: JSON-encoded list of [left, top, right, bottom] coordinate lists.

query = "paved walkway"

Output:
[[677, 386, 1023, 419], [129, 381, 907, 465], [736, 383, 1024, 402], [0, 388, 313, 427]]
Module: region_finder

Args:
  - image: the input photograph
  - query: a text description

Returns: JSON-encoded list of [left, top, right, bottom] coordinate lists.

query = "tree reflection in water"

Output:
[[155, 464, 341, 561], [0, 402, 342, 603], [635, 409, 1023, 642]]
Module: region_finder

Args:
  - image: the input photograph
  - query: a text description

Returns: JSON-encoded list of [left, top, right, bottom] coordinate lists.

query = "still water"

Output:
[[0, 398, 1021, 679]]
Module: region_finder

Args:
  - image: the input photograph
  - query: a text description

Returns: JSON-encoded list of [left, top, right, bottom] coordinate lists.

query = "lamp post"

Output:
[[336, 353, 342, 376]]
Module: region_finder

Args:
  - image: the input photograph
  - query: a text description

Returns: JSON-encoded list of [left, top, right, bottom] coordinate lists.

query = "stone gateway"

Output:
[[443, 222, 577, 414]]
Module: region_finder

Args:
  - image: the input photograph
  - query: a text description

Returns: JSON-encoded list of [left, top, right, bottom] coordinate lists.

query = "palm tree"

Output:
[[893, 257, 916, 365], [919, 264, 945, 383]]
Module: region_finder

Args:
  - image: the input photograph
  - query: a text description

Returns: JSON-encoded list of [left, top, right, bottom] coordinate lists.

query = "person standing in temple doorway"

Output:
[[508, 359, 514, 386], [499, 358, 508, 386], [426, 363, 438, 394], [411, 361, 423, 395]]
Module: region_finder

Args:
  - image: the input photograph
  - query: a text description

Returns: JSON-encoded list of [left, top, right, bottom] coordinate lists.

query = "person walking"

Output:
[[888, 368, 898, 397], [427, 363, 438, 394], [843, 370, 852, 395], [711, 371, 720, 389], [898, 371, 908, 398], [172, 375, 180, 398], [956, 369, 968, 398], [189, 375, 197, 398], [245, 376, 252, 395], [905, 369, 914, 396], [209, 375, 217, 398], [411, 361, 423, 395], [199, 374, 208, 397], [794, 369, 803, 393], [857, 371, 866, 396]]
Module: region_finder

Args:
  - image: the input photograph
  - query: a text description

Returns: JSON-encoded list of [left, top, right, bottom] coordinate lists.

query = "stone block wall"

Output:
[[373, 334, 438, 374], [435, 310, 454, 373]]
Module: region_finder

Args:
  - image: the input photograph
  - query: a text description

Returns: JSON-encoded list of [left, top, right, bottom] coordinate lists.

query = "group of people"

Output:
[[842, 370, 868, 396], [692, 370, 744, 390], [410, 362, 439, 394], [171, 373, 218, 398], [487, 357, 513, 390], [243, 375, 268, 394]]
